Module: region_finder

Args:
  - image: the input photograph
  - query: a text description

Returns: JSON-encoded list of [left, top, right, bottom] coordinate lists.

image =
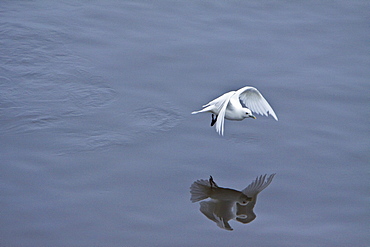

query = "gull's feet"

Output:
[[209, 176, 217, 189], [211, 114, 218, 126]]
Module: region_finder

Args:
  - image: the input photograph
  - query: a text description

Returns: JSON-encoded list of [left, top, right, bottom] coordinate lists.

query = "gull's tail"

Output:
[[191, 106, 212, 115], [191, 102, 219, 115], [190, 179, 212, 202], [191, 110, 202, 114]]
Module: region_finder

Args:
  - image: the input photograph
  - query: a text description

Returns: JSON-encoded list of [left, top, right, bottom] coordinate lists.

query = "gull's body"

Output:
[[190, 174, 275, 231], [192, 86, 278, 135]]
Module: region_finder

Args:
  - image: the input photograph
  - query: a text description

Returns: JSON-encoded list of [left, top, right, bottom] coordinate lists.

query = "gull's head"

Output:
[[238, 193, 252, 205], [243, 108, 256, 119]]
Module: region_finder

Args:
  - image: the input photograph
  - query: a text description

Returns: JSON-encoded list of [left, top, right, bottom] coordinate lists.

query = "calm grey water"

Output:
[[1, 1, 369, 246]]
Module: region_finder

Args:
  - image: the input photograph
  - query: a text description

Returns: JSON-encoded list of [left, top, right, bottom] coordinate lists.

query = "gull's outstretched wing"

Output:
[[192, 91, 233, 115], [215, 92, 234, 135], [202, 92, 233, 110], [242, 173, 276, 197], [236, 174, 275, 224], [235, 86, 278, 121], [199, 200, 235, 231], [213, 213, 233, 231]]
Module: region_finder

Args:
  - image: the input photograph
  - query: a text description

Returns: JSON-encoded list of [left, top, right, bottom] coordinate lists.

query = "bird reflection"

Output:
[[190, 174, 275, 231]]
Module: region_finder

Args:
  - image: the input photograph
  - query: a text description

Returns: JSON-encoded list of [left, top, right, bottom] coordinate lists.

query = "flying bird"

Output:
[[192, 86, 278, 135], [190, 174, 275, 231]]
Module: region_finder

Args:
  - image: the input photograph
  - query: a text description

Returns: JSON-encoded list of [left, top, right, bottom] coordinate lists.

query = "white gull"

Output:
[[192, 86, 278, 135]]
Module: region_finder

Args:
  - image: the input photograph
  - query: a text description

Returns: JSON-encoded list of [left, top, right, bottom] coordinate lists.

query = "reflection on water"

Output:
[[190, 174, 275, 231]]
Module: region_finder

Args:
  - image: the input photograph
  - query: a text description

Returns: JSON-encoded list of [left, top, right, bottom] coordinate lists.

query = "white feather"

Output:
[[236, 86, 278, 121], [242, 173, 276, 197]]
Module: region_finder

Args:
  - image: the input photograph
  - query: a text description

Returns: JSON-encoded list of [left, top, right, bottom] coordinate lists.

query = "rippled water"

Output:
[[1, 1, 369, 246]]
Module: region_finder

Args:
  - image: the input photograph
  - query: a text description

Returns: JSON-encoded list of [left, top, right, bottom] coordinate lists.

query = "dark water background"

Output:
[[1, 1, 369, 246]]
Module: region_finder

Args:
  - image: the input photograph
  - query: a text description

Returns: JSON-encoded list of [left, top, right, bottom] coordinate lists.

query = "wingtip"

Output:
[[216, 129, 224, 136], [268, 110, 278, 121]]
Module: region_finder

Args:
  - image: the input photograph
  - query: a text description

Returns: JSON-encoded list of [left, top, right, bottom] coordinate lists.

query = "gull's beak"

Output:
[[250, 115, 256, 119]]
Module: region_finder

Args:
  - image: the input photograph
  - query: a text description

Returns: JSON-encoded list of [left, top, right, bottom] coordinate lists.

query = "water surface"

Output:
[[1, 1, 369, 246]]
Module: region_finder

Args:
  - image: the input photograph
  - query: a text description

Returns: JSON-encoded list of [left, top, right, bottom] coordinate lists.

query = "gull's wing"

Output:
[[236, 174, 275, 224], [215, 91, 235, 135], [242, 173, 276, 198], [192, 91, 233, 115], [235, 86, 278, 121], [212, 213, 233, 231], [202, 92, 233, 109], [199, 200, 235, 231]]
